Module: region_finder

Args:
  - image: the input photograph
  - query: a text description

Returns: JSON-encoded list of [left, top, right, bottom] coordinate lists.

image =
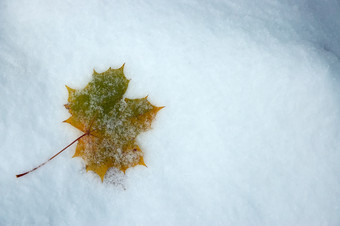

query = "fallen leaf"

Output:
[[16, 64, 163, 182]]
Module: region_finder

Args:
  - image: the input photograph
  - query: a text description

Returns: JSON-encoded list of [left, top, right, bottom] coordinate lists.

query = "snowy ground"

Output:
[[1, 0, 340, 225]]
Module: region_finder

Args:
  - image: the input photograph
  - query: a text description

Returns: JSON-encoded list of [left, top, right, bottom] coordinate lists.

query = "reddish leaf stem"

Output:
[[16, 133, 87, 178]]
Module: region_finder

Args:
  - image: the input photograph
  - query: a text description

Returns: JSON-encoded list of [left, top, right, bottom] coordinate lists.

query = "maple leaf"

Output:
[[16, 64, 163, 182]]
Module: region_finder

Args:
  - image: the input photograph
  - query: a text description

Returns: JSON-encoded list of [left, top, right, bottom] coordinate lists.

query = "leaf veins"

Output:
[[65, 64, 163, 181], [16, 64, 163, 182]]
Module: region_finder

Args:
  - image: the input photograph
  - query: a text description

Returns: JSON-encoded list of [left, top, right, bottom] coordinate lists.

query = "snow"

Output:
[[1, 0, 340, 225]]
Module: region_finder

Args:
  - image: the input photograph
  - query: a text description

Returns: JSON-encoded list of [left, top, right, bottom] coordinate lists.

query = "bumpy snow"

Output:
[[1, 0, 340, 225]]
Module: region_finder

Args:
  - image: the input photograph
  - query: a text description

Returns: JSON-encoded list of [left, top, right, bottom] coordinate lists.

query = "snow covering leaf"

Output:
[[64, 64, 163, 181]]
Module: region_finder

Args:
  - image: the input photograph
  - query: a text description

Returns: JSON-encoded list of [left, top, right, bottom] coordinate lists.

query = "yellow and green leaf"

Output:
[[65, 65, 163, 181]]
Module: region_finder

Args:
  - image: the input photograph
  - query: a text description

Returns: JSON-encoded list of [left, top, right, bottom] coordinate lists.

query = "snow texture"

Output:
[[1, 0, 340, 225]]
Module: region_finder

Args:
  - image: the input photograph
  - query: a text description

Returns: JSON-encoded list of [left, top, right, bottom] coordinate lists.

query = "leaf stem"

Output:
[[16, 133, 87, 178]]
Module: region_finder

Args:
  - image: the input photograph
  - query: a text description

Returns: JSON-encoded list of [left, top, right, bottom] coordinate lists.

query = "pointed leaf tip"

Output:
[[139, 157, 147, 167], [119, 63, 125, 71], [65, 85, 75, 93], [155, 106, 165, 112], [100, 174, 105, 182], [65, 85, 76, 102]]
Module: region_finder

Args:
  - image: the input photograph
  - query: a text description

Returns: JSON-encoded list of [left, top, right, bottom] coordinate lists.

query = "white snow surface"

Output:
[[1, 0, 340, 225]]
